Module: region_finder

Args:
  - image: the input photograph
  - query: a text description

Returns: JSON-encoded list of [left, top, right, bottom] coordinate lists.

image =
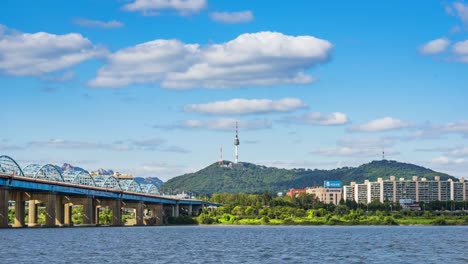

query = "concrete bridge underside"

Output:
[[0, 187, 203, 228]]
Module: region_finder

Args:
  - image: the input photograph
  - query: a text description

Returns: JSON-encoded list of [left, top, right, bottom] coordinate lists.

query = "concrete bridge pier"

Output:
[[54, 196, 65, 226], [63, 203, 72, 226], [28, 200, 39, 227], [82, 197, 96, 226], [13, 192, 25, 227], [188, 204, 193, 216], [44, 193, 57, 227], [135, 201, 145, 226], [0, 187, 9, 228], [172, 202, 180, 217], [111, 200, 122, 226]]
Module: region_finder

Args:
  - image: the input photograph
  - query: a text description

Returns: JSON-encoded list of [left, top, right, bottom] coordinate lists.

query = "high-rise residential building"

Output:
[[343, 176, 467, 204]]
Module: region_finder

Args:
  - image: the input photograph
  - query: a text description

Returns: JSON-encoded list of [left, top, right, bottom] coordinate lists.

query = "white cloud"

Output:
[[131, 162, 191, 181], [310, 147, 399, 158], [453, 40, 468, 54], [453, 40, 468, 62], [122, 0, 207, 15], [210, 11, 254, 24], [440, 120, 468, 134], [0, 24, 105, 76], [431, 156, 450, 165], [155, 118, 272, 130], [448, 147, 468, 156], [73, 18, 124, 29], [431, 156, 467, 165], [350, 117, 410, 132], [26, 138, 189, 153], [338, 137, 394, 148], [398, 120, 468, 141], [453, 2, 468, 23], [285, 112, 349, 126], [89, 31, 333, 89], [184, 98, 307, 115], [419, 38, 450, 55]]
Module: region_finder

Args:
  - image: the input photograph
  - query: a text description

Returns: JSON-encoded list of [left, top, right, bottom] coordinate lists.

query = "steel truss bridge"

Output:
[[0, 155, 214, 228]]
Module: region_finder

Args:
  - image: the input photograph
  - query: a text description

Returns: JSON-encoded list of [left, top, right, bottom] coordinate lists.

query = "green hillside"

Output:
[[162, 160, 458, 195]]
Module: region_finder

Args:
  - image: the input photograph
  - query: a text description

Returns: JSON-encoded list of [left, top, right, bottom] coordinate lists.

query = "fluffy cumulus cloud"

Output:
[[184, 98, 307, 115], [89, 31, 333, 89], [73, 18, 124, 29], [155, 118, 272, 130], [0, 24, 105, 76], [122, 0, 207, 15], [453, 40, 468, 62], [210, 11, 254, 24], [419, 38, 450, 55], [284, 112, 349, 126], [350, 117, 410, 132]]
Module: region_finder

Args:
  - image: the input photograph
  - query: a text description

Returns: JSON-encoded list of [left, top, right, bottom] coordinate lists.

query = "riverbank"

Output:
[[193, 213, 468, 226]]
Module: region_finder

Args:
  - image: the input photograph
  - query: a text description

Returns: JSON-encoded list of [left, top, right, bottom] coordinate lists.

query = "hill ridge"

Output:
[[162, 159, 458, 195]]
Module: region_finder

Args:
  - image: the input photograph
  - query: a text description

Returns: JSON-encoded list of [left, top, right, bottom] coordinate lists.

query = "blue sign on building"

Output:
[[324, 180, 342, 188]]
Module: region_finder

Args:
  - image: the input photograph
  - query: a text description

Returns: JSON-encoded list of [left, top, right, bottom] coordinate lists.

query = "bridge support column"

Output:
[[172, 202, 179, 217], [28, 200, 38, 227], [13, 192, 25, 227], [135, 202, 144, 226], [111, 200, 122, 226], [82, 197, 96, 226], [44, 193, 56, 227], [0, 187, 9, 228], [64, 204, 72, 226], [55, 196, 64, 226], [95, 207, 100, 226]]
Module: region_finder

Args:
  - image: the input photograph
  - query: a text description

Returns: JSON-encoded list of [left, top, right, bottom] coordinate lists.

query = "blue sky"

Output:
[[1, 0, 467, 180]]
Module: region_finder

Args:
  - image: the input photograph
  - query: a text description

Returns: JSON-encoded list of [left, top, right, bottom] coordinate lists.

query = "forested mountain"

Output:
[[162, 160, 458, 195]]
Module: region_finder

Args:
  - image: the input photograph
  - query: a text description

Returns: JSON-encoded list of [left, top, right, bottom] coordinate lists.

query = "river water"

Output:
[[1, 226, 467, 263]]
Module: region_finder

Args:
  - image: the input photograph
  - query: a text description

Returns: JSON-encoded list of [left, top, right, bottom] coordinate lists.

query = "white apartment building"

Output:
[[343, 176, 467, 204]]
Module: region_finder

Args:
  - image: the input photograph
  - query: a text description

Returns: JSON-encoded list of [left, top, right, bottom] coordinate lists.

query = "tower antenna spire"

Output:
[[234, 121, 240, 164], [382, 147, 385, 160]]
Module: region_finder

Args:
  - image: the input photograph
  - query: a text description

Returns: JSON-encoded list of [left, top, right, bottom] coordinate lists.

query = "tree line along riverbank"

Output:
[[186, 193, 468, 226]]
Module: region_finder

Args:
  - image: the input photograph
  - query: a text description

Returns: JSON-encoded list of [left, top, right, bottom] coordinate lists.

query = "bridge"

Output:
[[0, 155, 215, 228]]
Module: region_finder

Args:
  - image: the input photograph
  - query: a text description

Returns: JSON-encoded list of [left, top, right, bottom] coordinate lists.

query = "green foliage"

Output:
[[72, 206, 83, 224], [201, 193, 467, 226], [163, 160, 457, 195]]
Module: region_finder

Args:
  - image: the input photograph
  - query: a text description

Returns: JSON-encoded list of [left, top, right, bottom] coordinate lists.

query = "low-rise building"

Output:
[[305, 187, 342, 205]]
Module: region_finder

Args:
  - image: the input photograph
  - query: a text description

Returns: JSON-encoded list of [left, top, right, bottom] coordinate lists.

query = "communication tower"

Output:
[[234, 122, 240, 164]]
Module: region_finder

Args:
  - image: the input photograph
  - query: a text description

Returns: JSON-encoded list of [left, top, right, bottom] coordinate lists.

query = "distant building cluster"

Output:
[[90, 170, 134, 180], [287, 177, 468, 206], [343, 176, 467, 204], [287, 181, 343, 205]]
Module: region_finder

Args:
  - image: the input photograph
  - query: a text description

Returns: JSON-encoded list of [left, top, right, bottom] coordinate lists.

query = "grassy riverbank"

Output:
[[192, 193, 468, 226]]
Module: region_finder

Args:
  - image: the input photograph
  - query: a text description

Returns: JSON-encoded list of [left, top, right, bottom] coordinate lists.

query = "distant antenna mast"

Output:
[[219, 145, 223, 166], [382, 147, 385, 160]]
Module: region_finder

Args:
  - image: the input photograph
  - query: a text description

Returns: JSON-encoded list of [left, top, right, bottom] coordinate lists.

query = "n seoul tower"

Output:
[[234, 121, 240, 164]]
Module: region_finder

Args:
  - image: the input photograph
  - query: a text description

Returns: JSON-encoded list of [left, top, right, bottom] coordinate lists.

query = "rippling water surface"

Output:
[[1, 226, 467, 263]]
